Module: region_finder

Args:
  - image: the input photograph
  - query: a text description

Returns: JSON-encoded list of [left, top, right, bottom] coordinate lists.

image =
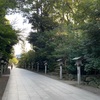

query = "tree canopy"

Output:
[[0, 0, 18, 60], [17, 0, 100, 74]]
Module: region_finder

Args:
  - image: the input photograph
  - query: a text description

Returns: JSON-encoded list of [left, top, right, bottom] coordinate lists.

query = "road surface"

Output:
[[2, 68, 100, 100]]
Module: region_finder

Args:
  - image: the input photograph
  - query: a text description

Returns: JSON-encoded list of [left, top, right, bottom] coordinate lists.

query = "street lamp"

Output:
[[72, 57, 83, 85], [57, 59, 63, 80]]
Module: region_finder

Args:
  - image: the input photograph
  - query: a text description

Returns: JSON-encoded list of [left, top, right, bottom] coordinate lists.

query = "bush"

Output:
[[67, 65, 77, 74], [83, 75, 100, 88]]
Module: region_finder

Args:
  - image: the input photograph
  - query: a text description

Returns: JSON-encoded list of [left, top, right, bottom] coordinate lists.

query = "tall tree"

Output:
[[0, 0, 18, 59], [72, 0, 100, 72]]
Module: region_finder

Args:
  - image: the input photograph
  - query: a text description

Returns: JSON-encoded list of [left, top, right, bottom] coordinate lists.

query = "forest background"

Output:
[[0, 0, 100, 88]]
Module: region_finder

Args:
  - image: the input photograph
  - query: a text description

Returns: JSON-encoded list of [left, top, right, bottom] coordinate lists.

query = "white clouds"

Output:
[[13, 43, 22, 55], [25, 41, 32, 52], [6, 13, 32, 37], [13, 41, 32, 55], [6, 13, 32, 55]]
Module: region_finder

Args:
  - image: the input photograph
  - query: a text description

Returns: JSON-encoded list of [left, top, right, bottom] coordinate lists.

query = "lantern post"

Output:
[[57, 59, 63, 80], [44, 61, 48, 74], [72, 57, 83, 85], [37, 62, 39, 72]]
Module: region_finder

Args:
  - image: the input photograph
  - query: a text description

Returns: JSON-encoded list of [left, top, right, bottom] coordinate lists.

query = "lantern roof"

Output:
[[72, 56, 82, 61]]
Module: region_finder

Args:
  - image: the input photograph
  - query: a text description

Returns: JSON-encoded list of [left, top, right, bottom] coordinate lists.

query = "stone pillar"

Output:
[[37, 62, 39, 72], [0, 65, 3, 77], [60, 65, 62, 79], [77, 66, 81, 85], [44, 61, 47, 74], [28, 63, 30, 69], [24, 63, 26, 69], [57, 59, 63, 80], [31, 63, 34, 70], [72, 57, 83, 85]]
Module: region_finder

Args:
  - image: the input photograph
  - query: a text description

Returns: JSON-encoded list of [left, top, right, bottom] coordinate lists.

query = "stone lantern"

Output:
[[0, 59, 4, 76], [72, 57, 83, 85], [44, 61, 47, 74], [37, 62, 39, 72], [31, 62, 34, 70], [57, 59, 63, 79], [3, 61, 7, 73], [24, 63, 26, 69]]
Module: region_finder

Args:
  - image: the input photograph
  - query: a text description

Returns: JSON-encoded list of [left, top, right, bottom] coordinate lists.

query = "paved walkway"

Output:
[[2, 68, 100, 100]]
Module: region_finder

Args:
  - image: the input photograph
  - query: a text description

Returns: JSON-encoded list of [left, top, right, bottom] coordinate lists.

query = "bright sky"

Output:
[[6, 13, 32, 55]]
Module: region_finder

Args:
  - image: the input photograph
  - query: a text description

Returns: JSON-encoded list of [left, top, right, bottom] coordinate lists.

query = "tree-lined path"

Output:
[[2, 68, 100, 100]]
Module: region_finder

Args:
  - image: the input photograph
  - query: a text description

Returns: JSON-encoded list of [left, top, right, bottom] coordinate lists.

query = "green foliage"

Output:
[[67, 65, 77, 74], [27, 0, 85, 73], [73, 0, 100, 72], [28, 30, 57, 69], [0, 0, 18, 59], [9, 57, 18, 65], [18, 0, 100, 74], [18, 50, 35, 68], [0, 19, 18, 58]]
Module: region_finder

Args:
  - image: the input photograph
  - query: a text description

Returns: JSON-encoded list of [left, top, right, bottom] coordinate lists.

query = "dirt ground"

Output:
[[0, 68, 10, 100]]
